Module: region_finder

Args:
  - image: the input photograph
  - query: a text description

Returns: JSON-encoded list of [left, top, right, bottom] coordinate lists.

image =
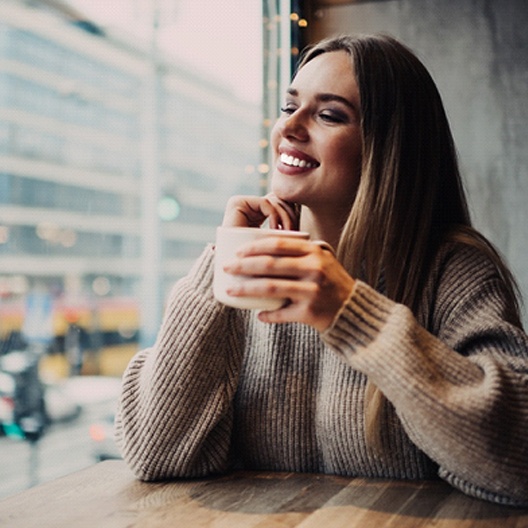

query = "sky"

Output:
[[64, 0, 263, 102]]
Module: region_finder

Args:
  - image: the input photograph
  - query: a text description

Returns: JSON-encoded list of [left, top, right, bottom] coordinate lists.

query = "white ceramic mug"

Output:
[[213, 226, 309, 310]]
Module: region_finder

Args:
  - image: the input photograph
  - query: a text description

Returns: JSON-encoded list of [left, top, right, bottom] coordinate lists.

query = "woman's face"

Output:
[[270, 50, 362, 218]]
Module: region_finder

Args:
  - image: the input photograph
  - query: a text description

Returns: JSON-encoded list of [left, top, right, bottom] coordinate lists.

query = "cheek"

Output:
[[338, 135, 362, 170], [332, 143, 360, 173], [331, 141, 362, 196]]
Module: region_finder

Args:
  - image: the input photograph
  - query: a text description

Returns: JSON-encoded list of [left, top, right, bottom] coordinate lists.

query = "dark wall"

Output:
[[311, 0, 528, 324]]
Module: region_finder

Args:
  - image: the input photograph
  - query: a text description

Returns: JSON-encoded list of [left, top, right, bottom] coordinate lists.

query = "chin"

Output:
[[270, 180, 301, 203]]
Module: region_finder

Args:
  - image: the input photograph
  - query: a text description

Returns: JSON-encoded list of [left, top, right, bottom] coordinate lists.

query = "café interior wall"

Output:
[[309, 0, 528, 327]]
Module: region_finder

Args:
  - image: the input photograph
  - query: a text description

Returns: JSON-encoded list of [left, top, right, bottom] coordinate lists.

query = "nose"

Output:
[[278, 111, 309, 141]]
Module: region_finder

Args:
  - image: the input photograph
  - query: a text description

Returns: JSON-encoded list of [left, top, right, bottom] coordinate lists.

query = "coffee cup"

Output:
[[213, 226, 309, 310]]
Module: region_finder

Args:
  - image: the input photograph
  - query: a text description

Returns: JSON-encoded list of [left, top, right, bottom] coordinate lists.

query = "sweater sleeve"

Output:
[[115, 245, 244, 480], [321, 245, 528, 506]]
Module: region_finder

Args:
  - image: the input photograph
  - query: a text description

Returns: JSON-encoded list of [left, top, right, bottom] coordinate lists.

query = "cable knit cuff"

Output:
[[439, 469, 528, 508], [322, 280, 395, 355]]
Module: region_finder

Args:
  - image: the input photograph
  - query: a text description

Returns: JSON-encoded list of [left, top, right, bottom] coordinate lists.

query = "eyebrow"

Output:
[[287, 88, 358, 112]]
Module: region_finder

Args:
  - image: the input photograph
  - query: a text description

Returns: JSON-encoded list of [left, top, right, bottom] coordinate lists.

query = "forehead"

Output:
[[291, 50, 359, 101]]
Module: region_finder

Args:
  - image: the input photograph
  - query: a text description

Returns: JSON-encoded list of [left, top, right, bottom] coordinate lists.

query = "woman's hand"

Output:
[[222, 194, 299, 231], [223, 236, 355, 332]]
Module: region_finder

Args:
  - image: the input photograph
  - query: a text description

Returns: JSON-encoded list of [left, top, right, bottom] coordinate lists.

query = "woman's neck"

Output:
[[300, 206, 347, 251]]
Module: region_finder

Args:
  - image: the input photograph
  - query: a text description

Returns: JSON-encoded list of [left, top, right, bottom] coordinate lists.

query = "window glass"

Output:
[[0, 0, 262, 495]]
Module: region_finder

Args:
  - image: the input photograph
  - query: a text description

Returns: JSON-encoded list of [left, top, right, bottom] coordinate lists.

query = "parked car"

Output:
[[89, 413, 121, 461], [0, 350, 47, 441], [1, 349, 83, 440], [44, 382, 82, 424]]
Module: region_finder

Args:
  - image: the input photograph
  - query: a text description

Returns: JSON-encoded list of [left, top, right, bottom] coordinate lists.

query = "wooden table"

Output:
[[0, 460, 526, 527]]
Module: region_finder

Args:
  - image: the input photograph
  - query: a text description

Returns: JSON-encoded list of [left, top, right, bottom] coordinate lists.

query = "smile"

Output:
[[280, 153, 319, 168]]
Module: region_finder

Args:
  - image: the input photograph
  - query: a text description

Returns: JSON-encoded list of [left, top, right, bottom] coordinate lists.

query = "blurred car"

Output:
[[89, 414, 121, 461], [44, 382, 82, 424], [0, 350, 48, 440], [1, 350, 82, 440]]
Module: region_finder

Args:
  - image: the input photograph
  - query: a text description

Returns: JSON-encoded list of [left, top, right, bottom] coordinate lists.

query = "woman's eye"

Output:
[[320, 111, 346, 123], [280, 105, 296, 115]]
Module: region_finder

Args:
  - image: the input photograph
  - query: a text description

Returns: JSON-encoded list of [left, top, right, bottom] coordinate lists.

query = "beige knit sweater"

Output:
[[115, 242, 528, 506]]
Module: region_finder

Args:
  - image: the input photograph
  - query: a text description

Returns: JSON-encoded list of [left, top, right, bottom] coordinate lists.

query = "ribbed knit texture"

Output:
[[115, 242, 528, 506]]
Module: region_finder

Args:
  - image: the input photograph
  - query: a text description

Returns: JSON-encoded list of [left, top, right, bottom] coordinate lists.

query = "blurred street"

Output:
[[0, 376, 121, 500], [39, 344, 137, 380]]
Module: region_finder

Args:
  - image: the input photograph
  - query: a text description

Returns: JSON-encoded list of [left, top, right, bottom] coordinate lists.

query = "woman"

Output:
[[115, 34, 528, 506]]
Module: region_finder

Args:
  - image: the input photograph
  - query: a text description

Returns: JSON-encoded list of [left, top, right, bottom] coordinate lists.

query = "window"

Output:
[[0, 0, 263, 356], [0, 0, 264, 496]]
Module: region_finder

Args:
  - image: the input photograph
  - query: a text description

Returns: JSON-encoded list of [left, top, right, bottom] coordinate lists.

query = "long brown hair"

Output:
[[297, 34, 522, 447]]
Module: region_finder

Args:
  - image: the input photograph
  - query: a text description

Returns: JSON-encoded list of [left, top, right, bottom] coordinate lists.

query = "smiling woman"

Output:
[[116, 33, 528, 507], [271, 50, 362, 238]]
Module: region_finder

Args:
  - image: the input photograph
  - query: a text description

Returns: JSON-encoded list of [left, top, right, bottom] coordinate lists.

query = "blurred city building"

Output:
[[0, 0, 261, 358]]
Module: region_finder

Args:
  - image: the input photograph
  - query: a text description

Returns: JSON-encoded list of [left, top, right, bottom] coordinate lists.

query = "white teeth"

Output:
[[280, 153, 316, 168]]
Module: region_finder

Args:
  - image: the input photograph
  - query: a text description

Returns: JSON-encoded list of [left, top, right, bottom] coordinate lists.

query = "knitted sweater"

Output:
[[115, 242, 528, 506]]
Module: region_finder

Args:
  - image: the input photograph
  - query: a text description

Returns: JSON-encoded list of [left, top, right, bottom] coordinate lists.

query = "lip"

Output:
[[276, 146, 320, 175]]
